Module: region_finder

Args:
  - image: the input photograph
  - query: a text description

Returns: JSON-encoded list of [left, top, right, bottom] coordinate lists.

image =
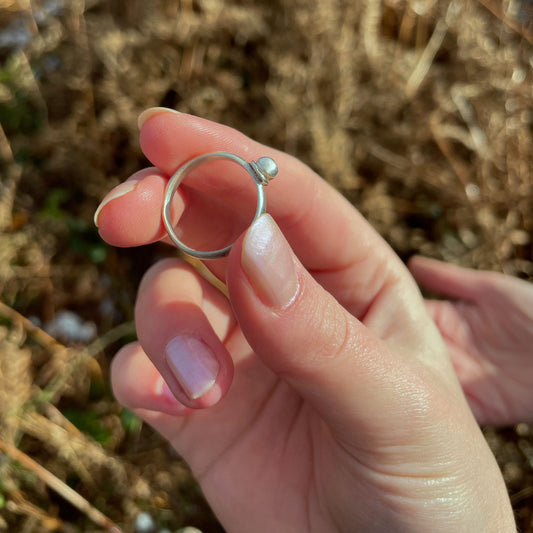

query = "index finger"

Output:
[[101, 108, 420, 323], [138, 109, 375, 271]]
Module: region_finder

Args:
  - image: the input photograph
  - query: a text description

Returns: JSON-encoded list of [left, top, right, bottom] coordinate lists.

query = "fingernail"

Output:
[[242, 214, 299, 308], [93, 178, 141, 227], [165, 336, 219, 400], [138, 107, 180, 129]]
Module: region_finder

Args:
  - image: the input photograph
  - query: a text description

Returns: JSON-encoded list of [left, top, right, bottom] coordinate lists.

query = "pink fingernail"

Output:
[[241, 214, 299, 309], [165, 336, 219, 400], [93, 178, 142, 227]]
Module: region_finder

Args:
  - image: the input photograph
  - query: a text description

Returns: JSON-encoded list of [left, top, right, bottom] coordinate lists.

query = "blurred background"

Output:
[[0, 0, 532, 531]]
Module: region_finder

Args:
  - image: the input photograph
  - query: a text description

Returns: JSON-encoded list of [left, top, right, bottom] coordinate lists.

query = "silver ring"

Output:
[[163, 151, 278, 259]]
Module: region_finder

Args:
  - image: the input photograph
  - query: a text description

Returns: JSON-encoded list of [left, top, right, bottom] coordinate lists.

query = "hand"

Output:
[[96, 108, 514, 532], [409, 256, 533, 426]]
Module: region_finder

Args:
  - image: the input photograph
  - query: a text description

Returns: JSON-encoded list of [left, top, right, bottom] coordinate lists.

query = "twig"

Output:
[[0, 123, 18, 164], [476, 0, 533, 46], [429, 112, 506, 272], [33, 320, 136, 406], [7, 491, 63, 530], [0, 439, 123, 533], [20, 412, 97, 488], [451, 85, 489, 158], [362, 0, 383, 65], [0, 301, 135, 415], [405, 18, 448, 98], [511, 486, 533, 505], [0, 124, 22, 231], [367, 144, 409, 170], [42, 402, 87, 437], [0, 300, 66, 353], [429, 113, 472, 188]]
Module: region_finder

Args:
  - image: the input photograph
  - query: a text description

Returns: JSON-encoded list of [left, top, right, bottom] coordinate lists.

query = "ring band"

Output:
[[162, 151, 278, 260]]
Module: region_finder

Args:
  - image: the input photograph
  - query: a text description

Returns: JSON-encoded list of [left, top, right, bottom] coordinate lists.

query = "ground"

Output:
[[0, 0, 532, 531]]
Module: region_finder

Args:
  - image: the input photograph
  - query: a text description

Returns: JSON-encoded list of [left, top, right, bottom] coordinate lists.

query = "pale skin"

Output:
[[94, 108, 528, 532]]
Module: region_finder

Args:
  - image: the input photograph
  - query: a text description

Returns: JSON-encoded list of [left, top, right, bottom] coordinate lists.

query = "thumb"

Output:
[[227, 215, 436, 445]]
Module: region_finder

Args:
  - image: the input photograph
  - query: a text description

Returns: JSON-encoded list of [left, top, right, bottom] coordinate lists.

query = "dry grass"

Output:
[[0, 0, 532, 530]]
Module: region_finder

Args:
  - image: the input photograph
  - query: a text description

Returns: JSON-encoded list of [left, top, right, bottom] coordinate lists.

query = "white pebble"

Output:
[[134, 512, 157, 533], [44, 310, 97, 343]]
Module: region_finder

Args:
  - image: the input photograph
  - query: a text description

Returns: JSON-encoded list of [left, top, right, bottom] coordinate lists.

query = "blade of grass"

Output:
[[7, 490, 63, 531], [0, 301, 135, 408], [0, 124, 22, 231], [32, 320, 136, 406], [0, 439, 124, 532], [0, 300, 65, 352], [405, 18, 448, 98], [476, 0, 533, 45]]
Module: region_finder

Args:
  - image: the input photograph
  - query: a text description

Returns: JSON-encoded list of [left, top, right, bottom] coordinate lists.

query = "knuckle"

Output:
[[299, 290, 357, 365], [138, 257, 182, 295]]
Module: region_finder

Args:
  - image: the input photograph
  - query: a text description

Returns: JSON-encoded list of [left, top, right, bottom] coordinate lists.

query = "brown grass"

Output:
[[0, 0, 532, 531]]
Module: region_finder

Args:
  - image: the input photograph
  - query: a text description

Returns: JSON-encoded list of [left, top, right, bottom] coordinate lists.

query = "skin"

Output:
[[96, 109, 520, 532], [409, 256, 533, 426]]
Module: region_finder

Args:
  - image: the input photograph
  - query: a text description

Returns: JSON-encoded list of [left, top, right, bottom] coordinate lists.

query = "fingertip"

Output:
[[94, 179, 140, 228], [134, 259, 235, 410], [239, 214, 300, 310], [408, 255, 438, 270], [111, 342, 191, 416], [139, 112, 254, 176], [138, 107, 181, 130], [407, 255, 444, 283], [96, 169, 185, 247], [407, 256, 481, 300]]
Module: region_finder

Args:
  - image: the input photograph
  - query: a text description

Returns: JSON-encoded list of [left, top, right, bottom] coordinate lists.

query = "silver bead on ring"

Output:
[[162, 152, 278, 260]]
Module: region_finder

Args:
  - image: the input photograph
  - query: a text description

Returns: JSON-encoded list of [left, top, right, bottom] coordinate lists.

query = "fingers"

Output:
[[408, 256, 489, 301], [134, 258, 236, 408], [110, 344, 193, 447], [111, 342, 191, 416], [410, 255, 533, 305], [96, 165, 254, 254], [100, 108, 356, 266], [95, 168, 185, 247], [98, 109, 424, 329], [227, 215, 450, 444], [136, 109, 371, 272]]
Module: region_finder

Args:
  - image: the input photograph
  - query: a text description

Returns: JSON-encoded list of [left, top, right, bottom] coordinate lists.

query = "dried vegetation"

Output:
[[0, 0, 532, 531]]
